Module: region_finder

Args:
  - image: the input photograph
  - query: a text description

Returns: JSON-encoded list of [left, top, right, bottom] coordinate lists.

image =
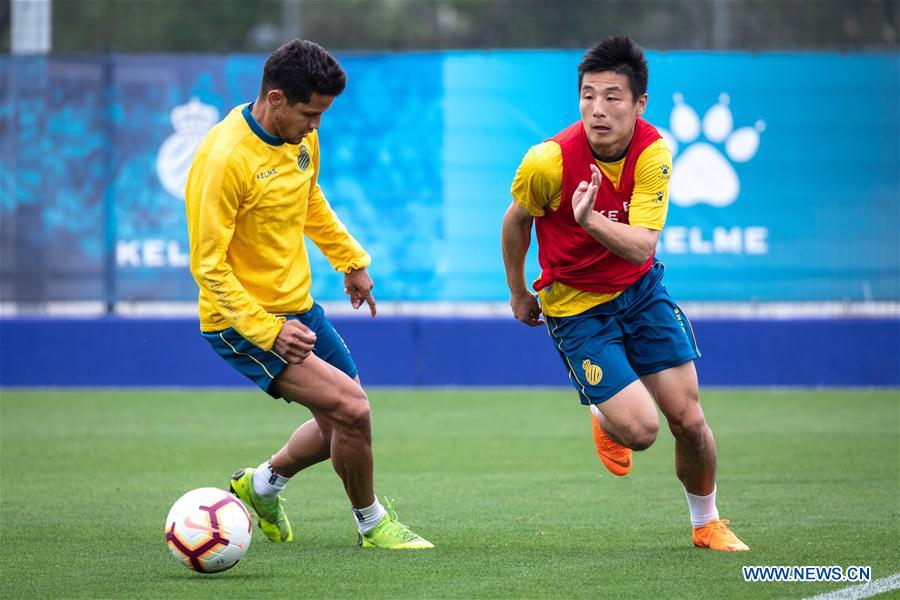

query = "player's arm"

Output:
[[502, 143, 559, 327], [304, 184, 371, 273], [572, 163, 660, 265], [501, 201, 543, 327], [302, 133, 375, 315], [188, 153, 315, 359], [626, 139, 671, 236]]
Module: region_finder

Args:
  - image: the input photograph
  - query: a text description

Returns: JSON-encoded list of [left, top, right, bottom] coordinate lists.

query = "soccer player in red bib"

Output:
[[501, 36, 748, 551]]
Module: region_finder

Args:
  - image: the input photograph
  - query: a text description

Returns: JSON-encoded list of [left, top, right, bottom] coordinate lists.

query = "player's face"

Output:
[[579, 71, 647, 159], [273, 92, 335, 145]]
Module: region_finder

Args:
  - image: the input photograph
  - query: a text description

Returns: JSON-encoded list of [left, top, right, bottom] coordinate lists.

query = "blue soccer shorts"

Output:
[[544, 262, 701, 405], [202, 302, 357, 400]]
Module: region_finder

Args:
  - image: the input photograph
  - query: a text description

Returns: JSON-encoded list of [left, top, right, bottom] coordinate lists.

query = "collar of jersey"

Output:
[[242, 102, 285, 146], [590, 138, 630, 163]]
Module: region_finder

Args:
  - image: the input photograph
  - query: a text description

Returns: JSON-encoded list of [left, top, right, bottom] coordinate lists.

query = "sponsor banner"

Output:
[[443, 51, 899, 301], [1, 52, 897, 302]]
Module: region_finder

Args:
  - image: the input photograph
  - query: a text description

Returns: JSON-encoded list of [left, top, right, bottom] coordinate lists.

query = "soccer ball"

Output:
[[165, 487, 252, 573]]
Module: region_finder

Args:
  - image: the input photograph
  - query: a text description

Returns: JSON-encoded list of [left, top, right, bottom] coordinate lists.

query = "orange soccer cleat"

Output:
[[692, 519, 750, 552], [590, 405, 632, 476]]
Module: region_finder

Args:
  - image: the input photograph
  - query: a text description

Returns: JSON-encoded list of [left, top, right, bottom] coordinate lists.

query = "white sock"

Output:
[[352, 499, 387, 533], [252, 461, 291, 499], [684, 485, 719, 528]]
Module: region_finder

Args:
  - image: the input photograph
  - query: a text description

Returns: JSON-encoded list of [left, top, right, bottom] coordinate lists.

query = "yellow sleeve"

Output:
[[187, 147, 284, 350], [510, 141, 563, 217], [303, 132, 371, 273], [628, 139, 671, 231]]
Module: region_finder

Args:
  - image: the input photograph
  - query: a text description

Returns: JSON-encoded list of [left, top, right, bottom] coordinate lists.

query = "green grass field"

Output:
[[1, 388, 898, 599]]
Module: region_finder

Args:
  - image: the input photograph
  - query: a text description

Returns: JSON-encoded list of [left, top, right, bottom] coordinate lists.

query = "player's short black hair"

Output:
[[260, 39, 347, 105], [578, 36, 648, 101]]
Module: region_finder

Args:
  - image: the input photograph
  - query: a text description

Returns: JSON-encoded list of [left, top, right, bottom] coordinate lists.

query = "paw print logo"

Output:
[[658, 93, 765, 208]]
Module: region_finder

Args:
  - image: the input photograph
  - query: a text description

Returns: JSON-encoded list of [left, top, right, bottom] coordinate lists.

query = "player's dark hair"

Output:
[[578, 36, 648, 102], [260, 39, 347, 105]]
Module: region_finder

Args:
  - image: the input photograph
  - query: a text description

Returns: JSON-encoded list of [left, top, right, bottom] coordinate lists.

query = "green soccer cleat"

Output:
[[358, 499, 434, 549], [229, 467, 293, 542]]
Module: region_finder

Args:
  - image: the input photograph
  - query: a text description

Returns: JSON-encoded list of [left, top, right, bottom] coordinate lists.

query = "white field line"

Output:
[[806, 572, 900, 600]]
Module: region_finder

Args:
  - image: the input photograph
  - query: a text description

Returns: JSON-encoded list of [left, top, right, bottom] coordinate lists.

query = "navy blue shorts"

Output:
[[544, 263, 701, 405], [202, 302, 357, 400]]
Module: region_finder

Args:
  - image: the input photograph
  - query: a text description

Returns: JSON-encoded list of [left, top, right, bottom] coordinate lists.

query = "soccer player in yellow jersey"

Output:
[[501, 36, 748, 551], [185, 40, 432, 549]]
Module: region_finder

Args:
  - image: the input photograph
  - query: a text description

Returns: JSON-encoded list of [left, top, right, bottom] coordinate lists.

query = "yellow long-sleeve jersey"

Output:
[[186, 103, 370, 351]]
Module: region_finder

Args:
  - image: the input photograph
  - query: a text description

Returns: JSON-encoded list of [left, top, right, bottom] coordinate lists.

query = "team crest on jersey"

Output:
[[297, 146, 311, 171], [582, 359, 603, 386]]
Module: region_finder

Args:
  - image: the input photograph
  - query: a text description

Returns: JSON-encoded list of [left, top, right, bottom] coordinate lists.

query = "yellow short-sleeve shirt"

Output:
[[510, 137, 671, 317]]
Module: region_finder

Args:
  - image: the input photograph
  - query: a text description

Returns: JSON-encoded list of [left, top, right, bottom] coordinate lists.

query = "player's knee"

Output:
[[627, 421, 659, 451], [333, 391, 371, 432], [667, 401, 707, 440], [613, 415, 658, 450]]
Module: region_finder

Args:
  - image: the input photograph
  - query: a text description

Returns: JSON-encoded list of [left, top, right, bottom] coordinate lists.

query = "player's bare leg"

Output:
[[590, 380, 659, 475], [641, 362, 715, 494], [270, 414, 333, 475], [228, 359, 370, 542], [269, 358, 432, 548], [270, 358, 375, 507], [593, 380, 659, 449], [269, 374, 362, 476], [230, 408, 335, 542], [643, 361, 748, 551]]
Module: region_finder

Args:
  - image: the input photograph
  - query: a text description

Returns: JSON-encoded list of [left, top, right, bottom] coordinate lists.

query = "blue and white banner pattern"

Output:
[[1, 51, 897, 303]]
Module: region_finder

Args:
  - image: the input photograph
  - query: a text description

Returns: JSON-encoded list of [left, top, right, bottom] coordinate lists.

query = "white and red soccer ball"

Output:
[[165, 487, 252, 573]]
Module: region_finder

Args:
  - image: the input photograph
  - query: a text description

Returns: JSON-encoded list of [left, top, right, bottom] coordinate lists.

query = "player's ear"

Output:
[[636, 93, 648, 116], [267, 89, 285, 107]]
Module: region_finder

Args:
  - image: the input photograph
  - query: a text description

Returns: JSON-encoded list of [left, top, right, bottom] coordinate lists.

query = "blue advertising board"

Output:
[[1, 316, 897, 387], [1, 51, 897, 303]]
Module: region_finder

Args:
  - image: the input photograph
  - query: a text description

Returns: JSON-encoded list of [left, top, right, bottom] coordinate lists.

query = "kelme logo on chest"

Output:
[[297, 146, 311, 171]]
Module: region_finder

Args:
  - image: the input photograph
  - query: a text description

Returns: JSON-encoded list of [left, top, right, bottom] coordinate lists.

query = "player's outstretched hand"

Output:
[[572, 163, 602, 227], [510, 291, 544, 327], [274, 319, 317, 363], [344, 267, 377, 317]]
